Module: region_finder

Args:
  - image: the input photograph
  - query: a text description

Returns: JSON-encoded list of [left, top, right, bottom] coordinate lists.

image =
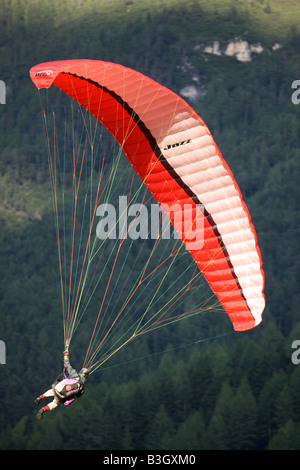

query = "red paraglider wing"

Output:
[[30, 59, 265, 331]]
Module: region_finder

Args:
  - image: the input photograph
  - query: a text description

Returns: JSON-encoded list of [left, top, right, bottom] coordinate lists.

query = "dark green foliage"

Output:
[[2, 330, 300, 450]]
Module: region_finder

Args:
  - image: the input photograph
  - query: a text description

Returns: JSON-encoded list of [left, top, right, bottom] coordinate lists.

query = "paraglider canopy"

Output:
[[30, 59, 265, 333]]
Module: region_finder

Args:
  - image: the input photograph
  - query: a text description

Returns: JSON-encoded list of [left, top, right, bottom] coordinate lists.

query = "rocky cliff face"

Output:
[[179, 38, 281, 102]]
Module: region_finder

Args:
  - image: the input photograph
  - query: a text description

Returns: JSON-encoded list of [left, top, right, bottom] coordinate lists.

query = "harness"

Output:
[[53, 368, 85, 406]]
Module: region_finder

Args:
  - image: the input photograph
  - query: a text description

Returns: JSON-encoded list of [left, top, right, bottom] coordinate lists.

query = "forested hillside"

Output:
[[0, 0, 300, 451]]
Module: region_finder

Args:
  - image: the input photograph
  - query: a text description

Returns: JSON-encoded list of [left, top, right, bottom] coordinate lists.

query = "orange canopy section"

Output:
[[30, 59, 265, 331]]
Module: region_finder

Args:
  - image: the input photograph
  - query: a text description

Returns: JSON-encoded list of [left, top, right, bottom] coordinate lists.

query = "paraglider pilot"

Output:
[[35, 346, 90, 420]]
